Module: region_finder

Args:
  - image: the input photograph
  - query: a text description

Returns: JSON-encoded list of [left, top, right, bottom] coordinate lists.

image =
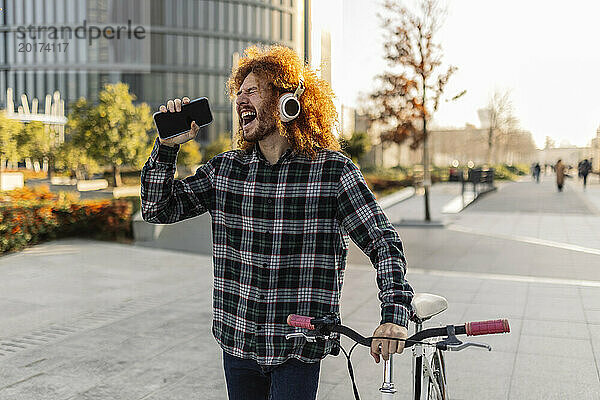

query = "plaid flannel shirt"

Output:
[[141, 137, 413, 365]]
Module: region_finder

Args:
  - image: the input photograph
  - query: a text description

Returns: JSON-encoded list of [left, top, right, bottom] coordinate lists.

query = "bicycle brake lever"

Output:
[[285, 332, 326, 343], [286, 333, 309, 340], [446, 341, 492, 352]]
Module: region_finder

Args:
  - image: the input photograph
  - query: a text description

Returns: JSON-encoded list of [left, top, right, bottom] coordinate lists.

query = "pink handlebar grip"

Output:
[[287, 314, 315, 330], [466, 319, 510, 336]]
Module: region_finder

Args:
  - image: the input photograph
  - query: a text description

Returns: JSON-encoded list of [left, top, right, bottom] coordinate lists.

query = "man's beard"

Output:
[[243, 117, 275, 142], [242, 99, 278, 143]]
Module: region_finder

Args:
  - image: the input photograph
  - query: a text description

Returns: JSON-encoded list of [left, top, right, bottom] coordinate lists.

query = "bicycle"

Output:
[[285, 293, 510, 400]]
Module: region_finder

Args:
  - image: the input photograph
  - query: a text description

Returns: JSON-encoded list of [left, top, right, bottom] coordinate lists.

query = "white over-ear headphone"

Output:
[[278, 77, 305, 122]]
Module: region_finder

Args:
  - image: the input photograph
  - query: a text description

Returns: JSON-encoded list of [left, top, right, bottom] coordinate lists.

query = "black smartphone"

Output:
[[153, 97, 213, 140]]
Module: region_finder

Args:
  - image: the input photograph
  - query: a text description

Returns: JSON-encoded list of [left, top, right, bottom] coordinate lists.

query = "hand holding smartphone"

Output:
[[154, 97, 213, 147]]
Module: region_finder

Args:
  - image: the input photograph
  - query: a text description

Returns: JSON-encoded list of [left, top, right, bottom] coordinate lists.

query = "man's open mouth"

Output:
[[241, 110, 257, 127]]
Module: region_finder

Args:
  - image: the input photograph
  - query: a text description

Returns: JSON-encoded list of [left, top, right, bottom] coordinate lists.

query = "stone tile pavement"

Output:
[[1, 239, 599, 399], [2, 176, 600, 399]]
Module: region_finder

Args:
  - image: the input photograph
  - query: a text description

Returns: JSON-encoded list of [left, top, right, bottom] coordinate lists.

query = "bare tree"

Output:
[[483, 90, 519, 165], [368, 0, 456, 221]]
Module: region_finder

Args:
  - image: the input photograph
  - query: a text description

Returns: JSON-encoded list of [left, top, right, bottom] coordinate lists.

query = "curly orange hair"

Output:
[[227, 44, 340, 159]]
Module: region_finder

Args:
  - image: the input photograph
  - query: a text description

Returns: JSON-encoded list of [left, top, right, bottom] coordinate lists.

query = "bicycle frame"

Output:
[[411, 321, 444, 400], [379, 321, 445, 400]]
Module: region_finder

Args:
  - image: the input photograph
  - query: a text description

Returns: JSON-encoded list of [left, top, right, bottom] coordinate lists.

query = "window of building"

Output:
[[239, 4, 246, 35], [151, 0, 165, 25], [219, 38, 226, 69], [36, 71, 45, 103], [187, 36, 194, 66], [177, 35, 185, 65], [164, 34, 173, 67], [205, 38, 212, 69], [0, 73, 6, 107], [273, 9, 280, 40], [228, 2, 234, 34], [26, 71, 34, 103], [263, 7, 271, 38], [201, 0, 209, 30], [78, 71, 86, 100], [176, 0, 184, 27], [218, 1, 225, 32], [34, 0, 44, 24], [44, 0, 54, 24], [183, 0, 191, 28], [24, 0, 33, 25], [191, 0, 199, 29], [40, 71, 53, 99], [194, 72, 202, 100]]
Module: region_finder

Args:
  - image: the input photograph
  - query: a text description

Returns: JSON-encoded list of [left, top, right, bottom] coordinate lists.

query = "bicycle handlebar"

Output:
[[466, 319, 510, 336], [287, 314, 314, 330], [287, 314, 510, 348]]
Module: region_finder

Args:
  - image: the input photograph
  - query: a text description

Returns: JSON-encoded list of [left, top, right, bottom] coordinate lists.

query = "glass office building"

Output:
[[0, 0, 306, 143]]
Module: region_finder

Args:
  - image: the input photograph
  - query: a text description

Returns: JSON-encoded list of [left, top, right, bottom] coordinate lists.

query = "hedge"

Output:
[[1, 186, 132, 254]]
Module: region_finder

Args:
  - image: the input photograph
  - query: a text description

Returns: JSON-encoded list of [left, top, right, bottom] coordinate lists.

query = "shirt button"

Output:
[[262, 263, 268, 268], [267, 199, 273, 205], [256, 325, 262, 330], [259, 294, 265, 300]]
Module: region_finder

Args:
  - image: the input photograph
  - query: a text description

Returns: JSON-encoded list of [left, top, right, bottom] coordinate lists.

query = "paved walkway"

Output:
[[452, 179, 600, 252], [1, 177, 600, 399]]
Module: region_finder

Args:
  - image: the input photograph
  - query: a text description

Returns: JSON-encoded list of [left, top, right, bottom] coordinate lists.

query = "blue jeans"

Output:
[[222, 350, 321, 400]]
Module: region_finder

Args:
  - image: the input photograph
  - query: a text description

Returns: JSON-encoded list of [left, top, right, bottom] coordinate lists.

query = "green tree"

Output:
[[54, 139, 101, 180], [0, 111, 23, 171], [176, 140, 203, 177], [177, 140, 203, 168], [19, 121, 60, 179], [68, 83, 153, 186], [369, 0, 456, 221], [339, 131, 371, 164], [203, 132, 232, 162]]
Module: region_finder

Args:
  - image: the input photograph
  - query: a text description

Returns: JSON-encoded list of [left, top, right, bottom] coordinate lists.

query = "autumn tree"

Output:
[[68, 83, 153, 186], [369, 0, 456, 221], [482, 90, 519, 165]]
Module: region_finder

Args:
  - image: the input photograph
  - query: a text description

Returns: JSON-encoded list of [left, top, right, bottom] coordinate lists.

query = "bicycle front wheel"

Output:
[[427, 349, 447, 400]]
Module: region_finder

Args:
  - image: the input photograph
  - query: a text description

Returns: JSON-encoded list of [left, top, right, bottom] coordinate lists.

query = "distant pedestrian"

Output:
[[555, 159, 565, 192], [579, 159, 592, 189], [533, 163, 541, 183]]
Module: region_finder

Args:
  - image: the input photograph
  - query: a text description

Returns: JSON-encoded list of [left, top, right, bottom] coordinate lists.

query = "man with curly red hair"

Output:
[[141, 44, 413, 400]]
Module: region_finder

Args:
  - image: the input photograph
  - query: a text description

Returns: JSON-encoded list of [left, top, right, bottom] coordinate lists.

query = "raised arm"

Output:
[[140, 137, 215, 224], [140, 97, 214, 224]]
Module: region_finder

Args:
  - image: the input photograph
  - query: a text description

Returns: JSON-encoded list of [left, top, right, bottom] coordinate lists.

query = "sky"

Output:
[[321, 0, 600, 149]]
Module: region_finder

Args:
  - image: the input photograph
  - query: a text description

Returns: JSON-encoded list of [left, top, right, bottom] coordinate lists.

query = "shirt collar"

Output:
[[252, 143, 298, 165]]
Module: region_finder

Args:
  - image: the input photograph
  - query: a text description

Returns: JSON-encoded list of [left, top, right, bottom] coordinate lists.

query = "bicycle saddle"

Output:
[[411, 293, 448, 322]]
